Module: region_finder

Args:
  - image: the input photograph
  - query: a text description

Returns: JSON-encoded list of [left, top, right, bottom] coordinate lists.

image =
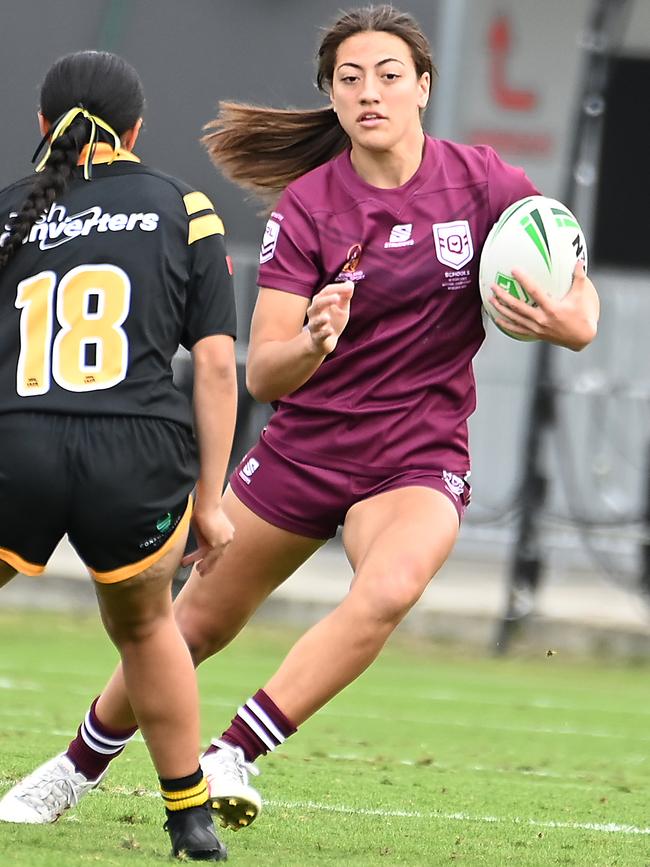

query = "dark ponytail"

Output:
[[0, 50, 144, 271]]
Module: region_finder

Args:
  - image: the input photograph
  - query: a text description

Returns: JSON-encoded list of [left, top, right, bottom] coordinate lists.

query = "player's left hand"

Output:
[[490, 260, 600, 351], [182, 503, 234, 575]]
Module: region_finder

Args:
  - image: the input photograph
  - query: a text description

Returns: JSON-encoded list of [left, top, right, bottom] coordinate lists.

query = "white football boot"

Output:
[[200, 740, 262, 831], [0, 753, 103, 824]]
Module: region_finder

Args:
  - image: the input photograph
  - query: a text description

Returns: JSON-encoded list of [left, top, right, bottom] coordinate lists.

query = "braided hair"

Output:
[[0, 50, 145, 271]]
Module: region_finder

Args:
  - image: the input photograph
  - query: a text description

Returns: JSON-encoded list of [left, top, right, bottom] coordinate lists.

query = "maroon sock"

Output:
[[66, 697, 138, 781], [205, 689, 297, 763]]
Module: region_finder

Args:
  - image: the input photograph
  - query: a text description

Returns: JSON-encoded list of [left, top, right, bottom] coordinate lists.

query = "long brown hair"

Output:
[[202, 5, 435, 206]]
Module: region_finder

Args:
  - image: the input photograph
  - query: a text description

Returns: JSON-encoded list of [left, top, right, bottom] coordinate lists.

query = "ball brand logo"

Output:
[[432, 220, 474, 269], [495, 271, 530, 304], [0, 201, 159, 251], [238, 456, 260, 485], [259, 218, 281, 264], [384, 223, 414, 249]]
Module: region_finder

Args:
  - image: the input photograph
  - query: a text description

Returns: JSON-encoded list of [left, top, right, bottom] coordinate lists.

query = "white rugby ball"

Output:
[[479, 195, 588, 340]]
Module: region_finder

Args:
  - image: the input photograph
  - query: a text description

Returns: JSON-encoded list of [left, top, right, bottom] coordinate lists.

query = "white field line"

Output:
[[318, 707, 650, 741], [0, 678, 41, 691], [0, 685, 646, 744], [0, 735, 627, 792], [4, 782, 638, 838], [265, 799, 650, 836], [4, 663, 649, 721], [0, 709, 647, 749], [354, 687, 650, 718]]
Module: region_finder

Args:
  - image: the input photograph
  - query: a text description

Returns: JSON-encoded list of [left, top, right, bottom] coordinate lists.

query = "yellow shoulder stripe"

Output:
[[188, 213, 225, 244], [183, 191, 215, 216]]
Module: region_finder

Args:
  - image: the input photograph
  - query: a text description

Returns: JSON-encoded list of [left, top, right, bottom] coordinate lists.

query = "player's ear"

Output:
[[121, 117, 143, 151], [417, 72, 430, 110], [37, 112, 50, 137]]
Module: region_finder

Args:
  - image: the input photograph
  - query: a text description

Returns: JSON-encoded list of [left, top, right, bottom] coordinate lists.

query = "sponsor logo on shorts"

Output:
[[259, 218, 281, 264], [384, 223, 414, 248], [1, 201, 159, 252], [432, 220, 473, 270], [238, 456, 260, 485], [156, 512, 173, 533], [442, 470, 465, 500], [139, 512, 181, 551]]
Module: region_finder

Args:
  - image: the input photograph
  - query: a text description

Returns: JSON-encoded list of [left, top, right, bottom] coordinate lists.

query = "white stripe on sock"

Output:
[[237, 705, 277, 751], [80, 724, 123, 755], [246, 698, 285, 744], [84, 711, 133, 749]]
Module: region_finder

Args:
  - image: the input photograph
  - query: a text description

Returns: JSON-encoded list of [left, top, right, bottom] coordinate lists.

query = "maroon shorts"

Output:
[[229, 432, 471, 540]]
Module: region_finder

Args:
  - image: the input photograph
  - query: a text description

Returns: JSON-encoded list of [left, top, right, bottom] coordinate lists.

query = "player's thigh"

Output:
[[0, 412, 68, 576], [174, 485, 324, 649], [342, 485, 460, 615], [95, 529, 188, 644], [68, 416, 197, 583]]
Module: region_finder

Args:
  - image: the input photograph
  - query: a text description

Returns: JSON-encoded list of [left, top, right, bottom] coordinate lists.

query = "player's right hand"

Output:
[[305, 280, 354, 355], [182, 504, 234, 575]]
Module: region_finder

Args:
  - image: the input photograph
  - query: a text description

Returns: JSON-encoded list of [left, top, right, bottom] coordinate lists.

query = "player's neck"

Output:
[[349, 129, 425, 189]]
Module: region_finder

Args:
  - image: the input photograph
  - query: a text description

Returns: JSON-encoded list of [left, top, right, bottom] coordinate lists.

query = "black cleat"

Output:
[[164, 803, 228, 861]]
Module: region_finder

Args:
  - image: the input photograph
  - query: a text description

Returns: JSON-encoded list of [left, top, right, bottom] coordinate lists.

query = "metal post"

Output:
[[494, 0, 633, 653], [640, 441, 650, 602]]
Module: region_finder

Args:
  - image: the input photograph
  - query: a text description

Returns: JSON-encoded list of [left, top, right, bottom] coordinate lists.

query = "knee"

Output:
[[101, 607, 170, 649], [353, 565, 428, 627], [176, 608, 238, 666]]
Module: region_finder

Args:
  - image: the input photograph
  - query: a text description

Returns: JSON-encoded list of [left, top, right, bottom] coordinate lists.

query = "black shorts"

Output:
[[0, 413, 197, 583]]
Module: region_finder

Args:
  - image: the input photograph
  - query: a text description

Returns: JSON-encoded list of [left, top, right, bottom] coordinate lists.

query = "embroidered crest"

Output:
[[432, 220, 473, 269]]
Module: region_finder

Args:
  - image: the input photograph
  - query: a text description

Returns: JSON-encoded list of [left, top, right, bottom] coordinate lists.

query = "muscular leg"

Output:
[[95, 486, 323, 731], [94, 532, 198, 779], [263, 486, 460, 724]]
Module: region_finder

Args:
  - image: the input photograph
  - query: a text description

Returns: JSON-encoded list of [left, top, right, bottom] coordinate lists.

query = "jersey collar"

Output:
[[77, 142, 141, 166]]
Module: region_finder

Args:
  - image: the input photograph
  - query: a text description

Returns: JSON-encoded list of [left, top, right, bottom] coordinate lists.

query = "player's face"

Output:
[[330, 31, 430, 154]]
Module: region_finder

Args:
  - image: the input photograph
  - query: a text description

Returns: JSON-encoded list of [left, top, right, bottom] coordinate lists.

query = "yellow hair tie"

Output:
[[33, 106, 121, 180]]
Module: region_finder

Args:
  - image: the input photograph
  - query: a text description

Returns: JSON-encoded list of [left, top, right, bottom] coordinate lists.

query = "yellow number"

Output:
[[15, 265, 131, 395], [15, 271, 56, 396], [53, 265, 130, 391]]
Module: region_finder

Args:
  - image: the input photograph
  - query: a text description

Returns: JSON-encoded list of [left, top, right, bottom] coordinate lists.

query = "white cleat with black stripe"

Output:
[[200, 740, 262, 831]]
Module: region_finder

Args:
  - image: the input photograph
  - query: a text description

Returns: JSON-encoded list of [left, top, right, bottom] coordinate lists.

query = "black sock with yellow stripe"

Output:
[[159, 767, 208, 814]]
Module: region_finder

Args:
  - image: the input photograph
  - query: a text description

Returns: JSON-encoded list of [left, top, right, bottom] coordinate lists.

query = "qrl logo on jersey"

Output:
[[259, 219, 281, 264], [238, 456, 260, 485], [432, 220, 473, 269]]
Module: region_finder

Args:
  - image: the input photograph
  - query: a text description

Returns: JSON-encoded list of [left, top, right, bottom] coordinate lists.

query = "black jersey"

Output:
[[0, 152, 236, 428]]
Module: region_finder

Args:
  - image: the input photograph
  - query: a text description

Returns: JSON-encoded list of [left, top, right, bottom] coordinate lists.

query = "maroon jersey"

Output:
[[257, 136, 538, 474]]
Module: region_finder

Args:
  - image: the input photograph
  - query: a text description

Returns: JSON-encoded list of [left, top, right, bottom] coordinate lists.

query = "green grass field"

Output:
[[0, 608, 648, 866]]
